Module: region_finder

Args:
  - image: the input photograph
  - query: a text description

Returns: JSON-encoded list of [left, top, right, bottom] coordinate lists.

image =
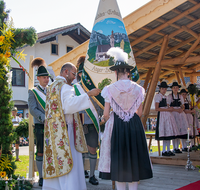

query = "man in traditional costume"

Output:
[[28, 58, 50, 186], [42, 62, 100, 190], [74, 56, 102, 185]]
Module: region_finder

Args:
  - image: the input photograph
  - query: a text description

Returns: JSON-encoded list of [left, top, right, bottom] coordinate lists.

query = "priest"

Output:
[[42, 62, 100, 190]]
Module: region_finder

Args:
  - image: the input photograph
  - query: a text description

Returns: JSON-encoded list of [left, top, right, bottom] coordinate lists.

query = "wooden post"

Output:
[[143, 68, 153, 90], [141, 35, 169, 126], [190, 69, 197, 83], [178, 68, 186, 87], [28, 55, 34, 178], [175, 71, 181, 84]]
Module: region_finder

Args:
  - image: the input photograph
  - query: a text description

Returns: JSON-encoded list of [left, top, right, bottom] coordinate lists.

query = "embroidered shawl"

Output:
[[102, 80, 145, 122], [43, 78, 87, 179]]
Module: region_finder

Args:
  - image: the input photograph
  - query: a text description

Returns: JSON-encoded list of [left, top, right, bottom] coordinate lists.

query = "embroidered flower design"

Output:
[[48, 157, 52, 164], [58, 159, 63, 166], [57, 139, 64, 149], [51, 101, 58, 111], [61, 122, 65, 128], [68, 158, 72, 166], [45, 138, 49, 146]]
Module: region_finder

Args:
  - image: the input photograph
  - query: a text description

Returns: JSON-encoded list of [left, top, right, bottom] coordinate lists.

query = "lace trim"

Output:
[[110, 94, 143, 122]]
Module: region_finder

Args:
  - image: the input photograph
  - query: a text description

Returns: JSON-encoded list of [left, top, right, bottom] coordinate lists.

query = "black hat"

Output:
[[36, 66, 51, 76], [180, 89, 188, 94], [170, 81, 181, 88], [158, 81, 169, 88], [77, 62, 84, 74], [109, 61, 134, 71]]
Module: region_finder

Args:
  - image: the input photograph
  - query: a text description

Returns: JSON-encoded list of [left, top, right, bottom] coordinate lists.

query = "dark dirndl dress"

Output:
[[155, 98, 177, 140], [99, 112, 153, 182]]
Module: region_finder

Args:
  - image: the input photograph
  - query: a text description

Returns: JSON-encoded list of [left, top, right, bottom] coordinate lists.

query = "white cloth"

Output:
[[167, 93, 189, 136], [43, 75, 90, 190], [154, 93, 179, 137]]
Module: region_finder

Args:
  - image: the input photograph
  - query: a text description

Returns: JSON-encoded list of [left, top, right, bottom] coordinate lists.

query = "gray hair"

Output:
[[60, 62, 74, 74]]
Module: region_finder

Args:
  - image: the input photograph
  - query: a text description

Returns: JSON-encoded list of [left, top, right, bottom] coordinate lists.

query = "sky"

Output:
[[5, 0, 151, 33]]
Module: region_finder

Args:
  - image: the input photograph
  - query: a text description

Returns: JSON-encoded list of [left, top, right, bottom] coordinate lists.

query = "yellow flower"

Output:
[[0, 171, 6, 178], [0, 36, 5, 45], [16, 49, 27, 62], [5, 30, 14, 40], [4, 52, 11, 58]]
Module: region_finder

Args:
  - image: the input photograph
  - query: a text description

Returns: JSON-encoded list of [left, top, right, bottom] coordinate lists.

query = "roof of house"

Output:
[[37, 23, 91, 44]]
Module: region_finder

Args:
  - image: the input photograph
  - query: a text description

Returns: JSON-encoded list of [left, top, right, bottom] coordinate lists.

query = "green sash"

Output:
[[32, 87, 46, 111], [74, 83, 100, 133]]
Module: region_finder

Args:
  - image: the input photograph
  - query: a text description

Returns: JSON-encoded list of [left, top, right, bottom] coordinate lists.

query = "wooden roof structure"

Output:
[[49, 0, 200, 125]]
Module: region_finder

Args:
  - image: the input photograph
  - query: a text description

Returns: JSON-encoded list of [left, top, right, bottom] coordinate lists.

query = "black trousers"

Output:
[[34, 124, 44, 154]]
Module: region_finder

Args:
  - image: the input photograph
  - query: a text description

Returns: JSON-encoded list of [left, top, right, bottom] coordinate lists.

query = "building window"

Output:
[[11, 68, 25, 86], [51, 44, 58, 55], [66, 46, 73, 53]]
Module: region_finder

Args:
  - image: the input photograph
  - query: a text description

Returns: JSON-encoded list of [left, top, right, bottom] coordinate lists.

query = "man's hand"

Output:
[[87, 88, 101, 97]]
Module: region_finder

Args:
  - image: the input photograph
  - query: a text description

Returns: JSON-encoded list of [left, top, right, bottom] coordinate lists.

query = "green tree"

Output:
[[0, 1, 37, 155]]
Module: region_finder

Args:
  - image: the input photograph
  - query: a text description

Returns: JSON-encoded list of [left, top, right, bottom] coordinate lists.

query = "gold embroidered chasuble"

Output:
[[43, 78, 88, 179]]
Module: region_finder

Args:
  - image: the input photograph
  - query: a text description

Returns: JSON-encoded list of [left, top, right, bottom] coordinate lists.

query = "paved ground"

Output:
[[31, 164, 200, 190], [17, 139, 200, 190]]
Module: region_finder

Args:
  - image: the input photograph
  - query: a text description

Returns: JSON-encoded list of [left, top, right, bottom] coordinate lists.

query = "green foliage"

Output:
[[0, 1, 9, 29], [0, 154, 16, 177], [12, 27, 37, 50], [98, 78, 112, 90], [108, 57, 114, 66], [0, 175, 33, 190], [14, 119, 29, 139], [0, 67, 15, 154], [88, 46, 97, 62], [187, 84, 198, 95]]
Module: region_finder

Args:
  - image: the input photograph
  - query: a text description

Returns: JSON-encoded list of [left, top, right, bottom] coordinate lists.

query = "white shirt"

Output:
[[57, 76, 90, 125]]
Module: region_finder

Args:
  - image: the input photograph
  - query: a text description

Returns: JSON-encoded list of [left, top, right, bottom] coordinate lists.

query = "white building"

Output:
[[10, 23, 90, 117]]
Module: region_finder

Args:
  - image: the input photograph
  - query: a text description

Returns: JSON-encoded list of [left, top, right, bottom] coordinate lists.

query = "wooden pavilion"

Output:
[[50, 0, 200, 127]]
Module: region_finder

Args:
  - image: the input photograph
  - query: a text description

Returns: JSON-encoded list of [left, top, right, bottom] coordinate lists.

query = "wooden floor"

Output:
[[150, 150, 200, 166], [32, 164, 200, 190]]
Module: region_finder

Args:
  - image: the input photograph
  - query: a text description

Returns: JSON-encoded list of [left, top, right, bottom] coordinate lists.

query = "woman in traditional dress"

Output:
[[167, 81, 189, 153], [155, 81, 179, 156], [180, 88, 199, 148], [98, 48, 153, 190]]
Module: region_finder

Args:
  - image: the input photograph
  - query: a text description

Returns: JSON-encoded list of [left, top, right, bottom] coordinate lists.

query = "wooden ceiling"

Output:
[[50, 0, 200, 85], [132, 0, 200, 86]]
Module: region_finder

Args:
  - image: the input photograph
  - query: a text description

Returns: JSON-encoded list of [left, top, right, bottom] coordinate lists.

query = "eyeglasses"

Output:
[[69, 70, 77, 76]]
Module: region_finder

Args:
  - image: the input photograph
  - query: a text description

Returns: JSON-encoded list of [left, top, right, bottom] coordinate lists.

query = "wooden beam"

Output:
[[166, 37, 196, 55], [159, 70, 172, 78], [179, 36, 200, 65], [190, 68, 197, 83], [178, 68, 186, 87], [166, 74, 176, 83], [143, 68, 153, 90], [188, 0, 198, 5], [185, 72, 200, 77], [131, 3, 200, 47], [162, 66, 193, 73], [189, 63, 200, 70], [133, 18, 200, 57], [182, 26, 199, 39], [137, 55, 200, 68], [175, 71, 181, 84], [141, 35, 169, 126]]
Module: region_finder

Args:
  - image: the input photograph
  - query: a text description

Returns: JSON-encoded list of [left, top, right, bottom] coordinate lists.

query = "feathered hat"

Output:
[[107, 47, 134, 71]]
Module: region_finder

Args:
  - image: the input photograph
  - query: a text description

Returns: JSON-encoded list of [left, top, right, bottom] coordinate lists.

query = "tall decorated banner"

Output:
[[81, 0, 139, 108]]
